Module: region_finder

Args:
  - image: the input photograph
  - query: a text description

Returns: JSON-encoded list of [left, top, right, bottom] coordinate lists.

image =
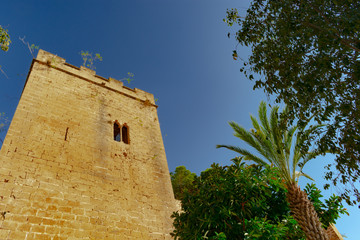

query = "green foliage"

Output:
[[217, 101, 325, 186], [172, 159, 347, 239], [119, 72, 135, 84], [80, 51, 134, 84], [172, 159, 306, 239], [30, 44, 39, 53], [225, 0, 360, 205], [80, 51, 103, 70], [244, 216, 300, 240], [170, 166, 196, 200], [0, 26, 10, 52], [305, 183, 348, 228], [210, 232, 227, 240], [0, 26, 10, 137], [0, 26, 10, 78]]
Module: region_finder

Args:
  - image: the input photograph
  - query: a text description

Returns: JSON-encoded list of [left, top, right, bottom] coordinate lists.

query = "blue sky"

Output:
[[0, 0, 358, 238]]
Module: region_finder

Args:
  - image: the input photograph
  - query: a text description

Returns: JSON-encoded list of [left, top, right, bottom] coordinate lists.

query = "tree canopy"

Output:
[[0, 25, 10, 78], [171, 159, 347, 239], [217, 101, 329, 239], [0, 26, 10, 52], [170, 166, 196, 200], [225, 0, 360, 205]]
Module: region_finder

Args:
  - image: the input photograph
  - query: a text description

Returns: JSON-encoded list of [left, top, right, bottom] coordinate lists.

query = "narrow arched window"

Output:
[[114, 122, 121, 142], [122, 124, 129, 144]]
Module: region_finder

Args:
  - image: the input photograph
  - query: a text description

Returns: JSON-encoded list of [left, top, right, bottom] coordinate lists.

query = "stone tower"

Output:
[[0, 50, 177, 239]]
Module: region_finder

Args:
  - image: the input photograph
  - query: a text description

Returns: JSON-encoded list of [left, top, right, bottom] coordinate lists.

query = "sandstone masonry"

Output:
[[0, 50, 177, 239]]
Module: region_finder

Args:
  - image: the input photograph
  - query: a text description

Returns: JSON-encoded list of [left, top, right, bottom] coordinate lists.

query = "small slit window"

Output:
[[114, 122, 121, 142], [122, 125, 129, 144]]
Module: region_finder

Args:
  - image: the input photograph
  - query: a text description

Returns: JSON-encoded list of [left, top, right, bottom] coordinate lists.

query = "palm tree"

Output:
[[217, 101, 329, 240]]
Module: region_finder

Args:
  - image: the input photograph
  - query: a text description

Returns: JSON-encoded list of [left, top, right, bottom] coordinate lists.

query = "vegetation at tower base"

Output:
[[172, 161, 304, 239], [217, 101, 331, 239], [225, 0, 360, 206], [170, 159, 347, 239], [170, 166, 197, 200]]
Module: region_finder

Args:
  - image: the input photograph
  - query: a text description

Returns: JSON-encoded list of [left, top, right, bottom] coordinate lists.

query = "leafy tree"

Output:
[[172, 160, 304, 239], [171, 159, 347, 239], [225, 0, 360, 205], [170, 166, 196, 200], [217, 101, 329, 239], [0, 26, 10, 52], [305, 183, 348, 229], [0, 26, 10, 77]]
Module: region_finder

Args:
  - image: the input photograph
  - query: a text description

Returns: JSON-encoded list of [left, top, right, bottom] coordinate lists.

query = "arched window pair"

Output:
[[113, 121, 129, 144]]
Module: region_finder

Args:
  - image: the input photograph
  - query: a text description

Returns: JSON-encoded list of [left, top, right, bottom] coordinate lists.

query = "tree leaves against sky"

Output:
[[225, 0, 360, 206], [171, 160, 347, 239]]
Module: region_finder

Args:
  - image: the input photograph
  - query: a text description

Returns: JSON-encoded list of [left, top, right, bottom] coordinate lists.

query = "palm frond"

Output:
[[250, 115, 261, 131], [285, 126, 297, 155], [229, 121, 273, 160], [219, 101, 326, 186], [249, 128, 276, 162], [258, 101, 271, 135], [216, 145, 268, 166], [269, 105, 287, 171], [295, 171, 315, 182], [298, 149, 330, 174]]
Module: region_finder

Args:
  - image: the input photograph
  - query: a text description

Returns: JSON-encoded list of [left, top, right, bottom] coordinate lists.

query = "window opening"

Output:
[[114, 122, 121, 142], [122, 125, 129, 144]]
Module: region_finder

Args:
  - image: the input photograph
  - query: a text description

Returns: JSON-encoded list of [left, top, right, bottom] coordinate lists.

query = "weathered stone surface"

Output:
[[0, 50, 177, 239]]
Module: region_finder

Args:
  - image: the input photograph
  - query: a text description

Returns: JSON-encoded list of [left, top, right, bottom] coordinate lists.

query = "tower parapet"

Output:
[[34, 49, 156, 106]]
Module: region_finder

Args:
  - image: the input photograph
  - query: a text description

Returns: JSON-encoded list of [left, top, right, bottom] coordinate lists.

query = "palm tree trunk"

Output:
[[286, 183, 329, 240]]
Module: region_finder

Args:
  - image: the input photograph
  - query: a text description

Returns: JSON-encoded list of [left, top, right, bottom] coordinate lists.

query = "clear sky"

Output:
[[0, 0, 358, 238]]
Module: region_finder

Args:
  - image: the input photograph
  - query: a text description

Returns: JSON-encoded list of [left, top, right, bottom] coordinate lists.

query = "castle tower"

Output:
[[0, 50, 177, 239]]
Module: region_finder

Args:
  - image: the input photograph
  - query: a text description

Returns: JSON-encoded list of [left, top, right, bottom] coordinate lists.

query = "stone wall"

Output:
[[0, 50, 177, 239]]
